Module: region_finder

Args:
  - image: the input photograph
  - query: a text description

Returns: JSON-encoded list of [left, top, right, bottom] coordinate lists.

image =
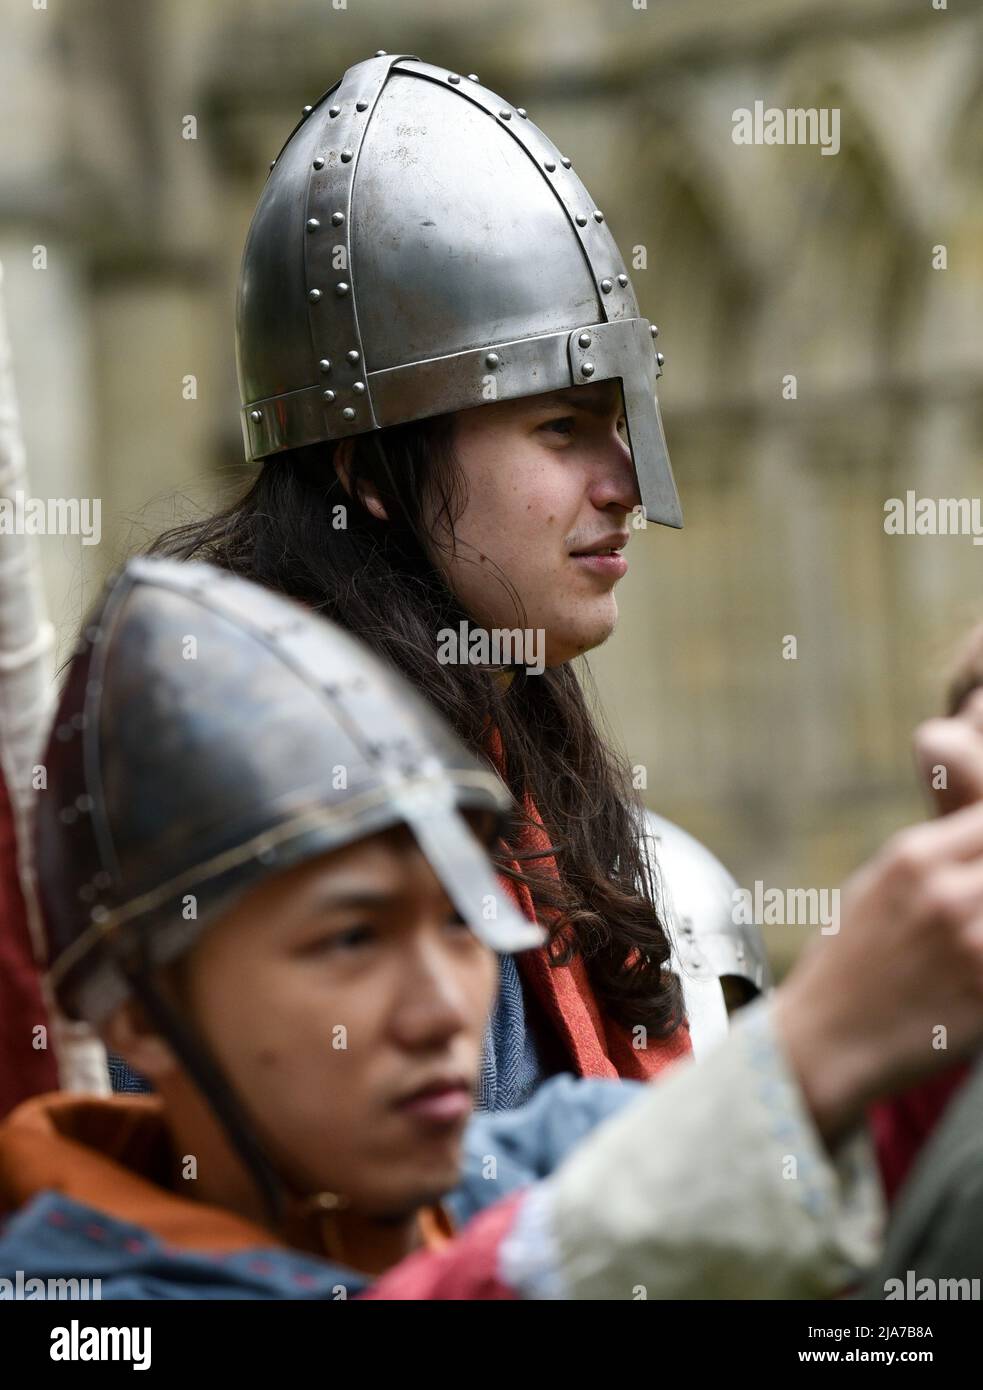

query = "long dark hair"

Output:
[[148, 418, 683, 1037]]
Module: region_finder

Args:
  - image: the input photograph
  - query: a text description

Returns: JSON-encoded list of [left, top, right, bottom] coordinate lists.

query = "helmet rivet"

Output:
[[656, 352, 665, 367], [499, 109, 512, 120], [340, 148, 354, 163], [600, 278, 613, 293], [331, 211, 345, 225], [356, 99, 368, 111], [313, 156, 325, 170], [342, 407, 356, 421], [346, 349, 360, 364], [650, 324, 659, 339], [352, 381, 366, 394], [319, 359, 332, 373], [309, 288, 322, 302], [335, 282, 350, 296], [576, 214, 587, 227], [468, 73, 479, 82], [485, 352, 500, 368], [376, 50, 387, 56], [594, 210, 604, 222], [303, 105, 313, 116], [249, 409, 262, 422], [544, 160, 556, 172], [617, 274, 629, 287], [561, 156, 572, 168], [306, 218, 321, 233], [581, 362, 595, 378], [578, 332, 592, 348], [329, 105, 341, 117], [517, 108, 528, 118], [323, 389, 336, 403], [448, 73, 461, 84]]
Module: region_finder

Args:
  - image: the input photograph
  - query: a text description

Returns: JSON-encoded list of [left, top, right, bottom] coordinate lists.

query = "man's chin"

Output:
[[369, 1170, 460, 1223], [554, 614, 618, 662], [364, 1127, 466, 1216]]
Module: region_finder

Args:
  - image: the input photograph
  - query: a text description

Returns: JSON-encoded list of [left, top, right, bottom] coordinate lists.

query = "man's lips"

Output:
[[570, 550, 628, 578], [394, 1078, 473, 1125], [569, 533, 629, 577], [569, 532, 629, 558]]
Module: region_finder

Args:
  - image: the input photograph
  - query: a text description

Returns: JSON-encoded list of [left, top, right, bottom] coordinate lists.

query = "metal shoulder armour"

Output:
[[641, 810, 772, 1057], [235, 52, 682, 529]]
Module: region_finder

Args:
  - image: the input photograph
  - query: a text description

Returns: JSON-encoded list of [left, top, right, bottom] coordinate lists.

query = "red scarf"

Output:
[[485, 727, 690, 1081]]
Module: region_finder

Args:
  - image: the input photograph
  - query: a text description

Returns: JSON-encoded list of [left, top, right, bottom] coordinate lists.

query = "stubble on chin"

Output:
[[560, 599, 619, 661]]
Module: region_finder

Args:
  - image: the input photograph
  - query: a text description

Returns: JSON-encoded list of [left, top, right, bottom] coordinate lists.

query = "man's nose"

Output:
[[388, 937, 471, 1049], [592, 430, 641, 514]]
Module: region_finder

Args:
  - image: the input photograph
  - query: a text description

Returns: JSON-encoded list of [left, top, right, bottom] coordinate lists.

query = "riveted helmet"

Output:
[[38, 557, 542, 1219], [236, 52, 682, 528], [40, 557, 542, 1028]]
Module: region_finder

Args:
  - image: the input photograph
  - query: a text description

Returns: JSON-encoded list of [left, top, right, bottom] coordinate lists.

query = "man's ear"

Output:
[[333, 438, 389, 523], [101, 999, 180, 1083]]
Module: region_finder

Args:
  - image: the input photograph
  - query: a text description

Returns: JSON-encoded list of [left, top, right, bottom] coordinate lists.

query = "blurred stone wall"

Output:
[[1, 0, 980, 971]]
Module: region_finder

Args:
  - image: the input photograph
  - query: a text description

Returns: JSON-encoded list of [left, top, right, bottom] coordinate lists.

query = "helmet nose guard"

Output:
[[236, 53, 682, 529]]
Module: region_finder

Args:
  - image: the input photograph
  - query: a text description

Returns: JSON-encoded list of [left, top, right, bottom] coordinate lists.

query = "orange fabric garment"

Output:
[[485, 727, 690, 1080], [0, 1092, 273, 1253], [0, 1091, 450, 1257]]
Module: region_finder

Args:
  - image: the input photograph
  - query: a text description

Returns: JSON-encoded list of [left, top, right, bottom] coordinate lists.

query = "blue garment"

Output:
[[0, 1074, 637, 1299], [476, 953, 547, 1112], [108, 1055, 151, 1094]]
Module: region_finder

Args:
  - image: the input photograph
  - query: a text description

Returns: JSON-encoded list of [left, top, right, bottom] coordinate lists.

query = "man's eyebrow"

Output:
[[529, 386, 623, 417], [310, 889, 398, 912]]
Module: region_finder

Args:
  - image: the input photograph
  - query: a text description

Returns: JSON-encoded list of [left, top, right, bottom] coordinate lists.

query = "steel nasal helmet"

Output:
[[236, 51, 682, 528]]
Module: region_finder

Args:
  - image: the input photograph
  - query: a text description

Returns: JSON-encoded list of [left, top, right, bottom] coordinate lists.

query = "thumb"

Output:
[[914, 715, 983, 816]]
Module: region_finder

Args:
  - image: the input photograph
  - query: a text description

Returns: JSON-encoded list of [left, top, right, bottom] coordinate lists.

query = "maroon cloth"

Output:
[[868, 1063, 971, 1203], [0, 761, 58, 1119], [359, 1191, 525, 1300]]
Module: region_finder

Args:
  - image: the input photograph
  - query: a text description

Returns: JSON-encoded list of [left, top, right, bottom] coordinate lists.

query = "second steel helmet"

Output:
[[37, 557, 544, 1218], [39, 557, 543, 1028], [236, 51, 682, 528]]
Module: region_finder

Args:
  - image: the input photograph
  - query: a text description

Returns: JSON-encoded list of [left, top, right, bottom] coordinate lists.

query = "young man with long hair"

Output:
[[148, 52, 732, 1101]]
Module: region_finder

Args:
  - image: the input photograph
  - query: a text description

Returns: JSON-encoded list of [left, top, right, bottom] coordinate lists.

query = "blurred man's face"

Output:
[[169, 825, 498, 1218], [432, 379, 640, 666]]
